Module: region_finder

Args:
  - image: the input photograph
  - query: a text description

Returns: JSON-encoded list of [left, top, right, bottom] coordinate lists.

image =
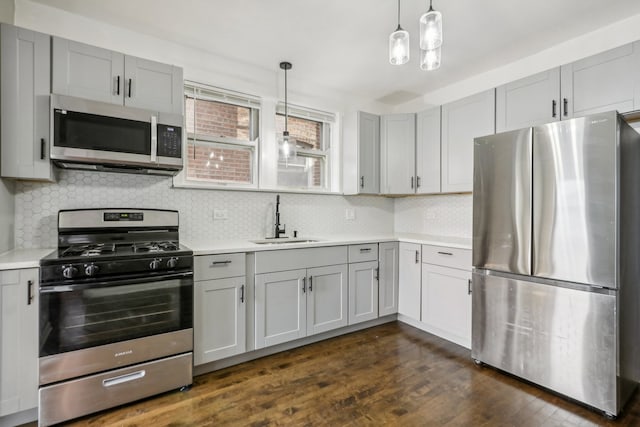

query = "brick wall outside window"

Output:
[[185, 97, 255, 184], [276, 114, 323, 186]]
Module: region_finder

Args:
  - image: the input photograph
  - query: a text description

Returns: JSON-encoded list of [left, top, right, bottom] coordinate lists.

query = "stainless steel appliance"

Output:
[[472, 111, 640, 417], [51, 94, 183, 175], [38, 209, 193, 426]]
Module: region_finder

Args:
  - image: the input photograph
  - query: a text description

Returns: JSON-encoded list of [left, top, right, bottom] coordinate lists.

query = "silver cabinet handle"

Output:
[[416, 176, 421, 188], [309, 276, 313, 292], [360, 176, 364, 188], [210, 260, 232, 266], [563, 97, 568, 116], [468, 279, 472, 295], [302, 277, 306, 293], [411, 176, 414, 189], [415, 250, 420, 264], [116, 75, 120, 95], [437, 251, 453, 256], [40, 138, 46, 160], [360, 248, 372, 253], [103, 370, 145, 387], [240, 285, 245, 303], [375, 268, 379, 281], [128, 78, 133, 98]]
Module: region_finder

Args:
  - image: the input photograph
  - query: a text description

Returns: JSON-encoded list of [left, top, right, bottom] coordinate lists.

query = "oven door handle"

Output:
[[40, 271, 193, 293]]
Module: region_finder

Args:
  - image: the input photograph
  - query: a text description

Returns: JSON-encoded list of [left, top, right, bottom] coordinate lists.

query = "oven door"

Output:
[[39, 272, 193, 384]]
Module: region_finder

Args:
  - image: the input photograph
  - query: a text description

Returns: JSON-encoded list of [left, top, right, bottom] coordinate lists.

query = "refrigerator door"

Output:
[[533, 112, 617, 288], [472, 271, 618, 415], [473, 128, 532, 275]]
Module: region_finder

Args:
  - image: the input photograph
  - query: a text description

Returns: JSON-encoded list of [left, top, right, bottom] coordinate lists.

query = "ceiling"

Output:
[[29, 0, 640, 106]]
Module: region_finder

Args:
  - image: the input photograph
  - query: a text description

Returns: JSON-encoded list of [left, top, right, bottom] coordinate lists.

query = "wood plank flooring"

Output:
[[61, 322, 640, 426]]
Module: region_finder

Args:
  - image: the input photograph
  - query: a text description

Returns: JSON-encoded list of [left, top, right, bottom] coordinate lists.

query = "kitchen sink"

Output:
[[251, 238, 320, 245]]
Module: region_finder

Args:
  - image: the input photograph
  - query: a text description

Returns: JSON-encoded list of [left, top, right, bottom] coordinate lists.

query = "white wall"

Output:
[[0, 0, 14, 24]]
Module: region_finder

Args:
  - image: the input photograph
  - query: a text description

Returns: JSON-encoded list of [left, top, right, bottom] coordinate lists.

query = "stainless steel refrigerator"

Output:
[[472, 111, 640, 417]]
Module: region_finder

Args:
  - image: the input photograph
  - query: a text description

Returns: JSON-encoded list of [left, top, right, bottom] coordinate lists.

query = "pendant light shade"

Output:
[[389, 0, 410, 65], [420, 46, 441, 71], [419, 0, 442, 50], [278, 61, 296, 163]]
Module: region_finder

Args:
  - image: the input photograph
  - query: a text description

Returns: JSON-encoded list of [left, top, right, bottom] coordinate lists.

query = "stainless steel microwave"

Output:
[[50, 94, 183, 175]]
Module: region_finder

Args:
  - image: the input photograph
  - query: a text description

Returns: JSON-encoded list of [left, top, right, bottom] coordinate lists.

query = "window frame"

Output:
[[179, 82, 261, 189]]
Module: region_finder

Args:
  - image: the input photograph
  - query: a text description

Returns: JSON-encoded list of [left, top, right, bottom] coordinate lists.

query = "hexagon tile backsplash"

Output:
[[14, 170, 396, 249]]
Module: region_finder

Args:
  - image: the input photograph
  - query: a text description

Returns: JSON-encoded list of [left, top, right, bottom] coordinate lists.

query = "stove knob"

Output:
[[149, 258, 162, 270], [85, 263, 99, 276], [62, 265, 78, 279], [167, 257, 178, 269]]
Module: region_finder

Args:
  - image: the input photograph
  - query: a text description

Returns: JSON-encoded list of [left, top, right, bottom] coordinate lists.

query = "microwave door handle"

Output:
[[150, 115, 158, 163]]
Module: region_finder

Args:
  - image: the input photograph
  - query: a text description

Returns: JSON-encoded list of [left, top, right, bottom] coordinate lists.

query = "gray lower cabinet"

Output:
[[193, 253, 246, 365], [441, 89, 496, 193], [378, 242, 399, 316], [52, 37, 183, 115], [0, 268, 39, 417], [397, 242, 422, 320], [1, 24, 52, 180], [348, 261, 378, 325], [255, 263, 348, 349]]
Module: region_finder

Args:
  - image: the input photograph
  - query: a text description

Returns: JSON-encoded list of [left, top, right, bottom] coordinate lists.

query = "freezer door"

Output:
[[533, 112, 617, 288], [472, 271, 618, 415], [473, 128, 532, 275]]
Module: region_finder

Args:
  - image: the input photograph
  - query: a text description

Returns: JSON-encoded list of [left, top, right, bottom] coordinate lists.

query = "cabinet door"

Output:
[[381, 113, 416, 194], [357, 112, 380, 194], [194, 277, 246, 365], [255, 269, 306, 349], [378, 242, 399, 316], [52, 37, 124, 105], [124, 56, 183, 114], [1, 25, 51, 180], [441, 89, 495, 193], [421, 264, 471, 348], [398, 242, 421, 320], [561, 42, 640, 119], [1, 269, 38, 416], [307, 264, 348, 335], [348, 261, 379, 325], [496, 68, 560, 132], [415, 106, 441, 194]]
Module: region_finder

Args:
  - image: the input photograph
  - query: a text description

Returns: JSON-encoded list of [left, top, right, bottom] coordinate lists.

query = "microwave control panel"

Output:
[[157, 124, 182, 158]]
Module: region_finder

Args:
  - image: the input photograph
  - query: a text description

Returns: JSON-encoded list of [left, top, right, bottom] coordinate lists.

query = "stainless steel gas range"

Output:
[[38, 208, 194, 426]]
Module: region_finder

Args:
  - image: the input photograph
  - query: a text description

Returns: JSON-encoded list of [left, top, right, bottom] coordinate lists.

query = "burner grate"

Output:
[[62, 243, 116, 257]]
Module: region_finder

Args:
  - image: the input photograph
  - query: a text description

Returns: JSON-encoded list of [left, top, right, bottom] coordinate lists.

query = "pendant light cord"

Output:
[[397, 0, 400, 26], [284, 66, 288, 132]]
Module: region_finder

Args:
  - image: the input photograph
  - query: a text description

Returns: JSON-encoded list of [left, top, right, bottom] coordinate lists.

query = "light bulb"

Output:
[[420, 46, 441, 71], [419, 9, 442, 50], [282, 137, 290, 159], [389, 28, 410, 65]]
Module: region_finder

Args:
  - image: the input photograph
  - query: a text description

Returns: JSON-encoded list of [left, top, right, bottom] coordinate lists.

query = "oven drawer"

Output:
[[348, 243, 378, 263], [195, 253, 246, 281], [39, 352, 192, 427]]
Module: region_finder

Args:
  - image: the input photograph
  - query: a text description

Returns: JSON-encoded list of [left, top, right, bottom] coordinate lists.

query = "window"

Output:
[[184, 82, 260, 186], [275, 104, 334, 190]]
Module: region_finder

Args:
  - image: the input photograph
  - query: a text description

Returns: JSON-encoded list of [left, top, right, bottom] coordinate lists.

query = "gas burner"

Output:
[[133, 241, 179, 253], [62, 243, 116, 257]]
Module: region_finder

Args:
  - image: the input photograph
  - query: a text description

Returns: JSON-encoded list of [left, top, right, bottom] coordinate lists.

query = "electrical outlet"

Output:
[[345, 208, 356, 221], [213, 209, 228, 220]]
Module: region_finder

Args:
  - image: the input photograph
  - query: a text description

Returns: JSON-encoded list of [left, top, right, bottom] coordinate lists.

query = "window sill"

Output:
[[172, 177, 342, 195]]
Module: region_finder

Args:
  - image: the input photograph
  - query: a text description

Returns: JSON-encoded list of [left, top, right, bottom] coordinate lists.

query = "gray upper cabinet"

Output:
[[441, 89, 495, 193], [561, 42, 640, 119], [380, 113, 416, 195], [496, 68, 561, 132], [52, 37, 183, 115], [415, 106, 441, 194], [1, 24, 52, 180], [357, 112, 380, 194], [496, 42, 640, 132]]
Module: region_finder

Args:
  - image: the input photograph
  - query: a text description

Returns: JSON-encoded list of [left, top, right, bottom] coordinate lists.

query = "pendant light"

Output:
[[420, 46, 441, 71], [419, 0, 442, 50], [279, 61, 296, 162], [389, 0, 410, 65]]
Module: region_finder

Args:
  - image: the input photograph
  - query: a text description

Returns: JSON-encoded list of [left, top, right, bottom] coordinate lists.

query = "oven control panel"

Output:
[[104, 212, 144, 221]]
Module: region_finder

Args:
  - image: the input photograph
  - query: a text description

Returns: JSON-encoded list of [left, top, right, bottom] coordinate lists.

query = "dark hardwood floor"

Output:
[[62, 322, 640, 426]]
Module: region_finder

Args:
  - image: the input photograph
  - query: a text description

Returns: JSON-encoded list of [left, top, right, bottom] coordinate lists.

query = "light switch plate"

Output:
[[345, 208, 356, 221], [213, 209, 228, 220]]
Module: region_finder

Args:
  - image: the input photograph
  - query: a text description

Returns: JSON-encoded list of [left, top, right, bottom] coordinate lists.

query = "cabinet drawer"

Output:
[[255, 246, 347, 274], [348, 244, 378, 263], [195, 253, 245, 281], [421, 245, 471, 270]]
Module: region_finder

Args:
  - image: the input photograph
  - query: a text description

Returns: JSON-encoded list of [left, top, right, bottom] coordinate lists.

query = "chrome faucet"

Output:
[[274, 194, 286, 238]]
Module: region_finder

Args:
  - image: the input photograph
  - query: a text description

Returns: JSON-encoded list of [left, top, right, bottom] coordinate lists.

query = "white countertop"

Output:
[[0, 248, 55, 270], [184, 233, 471, 256]]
